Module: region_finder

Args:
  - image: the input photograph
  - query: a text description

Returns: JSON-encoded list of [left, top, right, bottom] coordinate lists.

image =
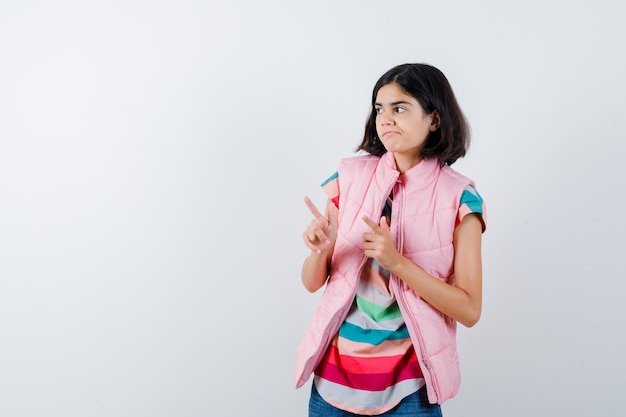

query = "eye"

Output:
[[375, 107, 383, 114], [395, 107, 406, 113]]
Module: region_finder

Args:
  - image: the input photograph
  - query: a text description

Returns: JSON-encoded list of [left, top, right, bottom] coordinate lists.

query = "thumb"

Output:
[[380, 216, 390, 231]]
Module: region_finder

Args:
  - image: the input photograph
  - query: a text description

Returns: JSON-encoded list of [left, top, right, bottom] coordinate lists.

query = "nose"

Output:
[[378, 110, 395, 126]]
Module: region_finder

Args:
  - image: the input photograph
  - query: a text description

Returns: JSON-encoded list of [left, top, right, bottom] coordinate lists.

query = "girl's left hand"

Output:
[[362, 216, 401, 270]]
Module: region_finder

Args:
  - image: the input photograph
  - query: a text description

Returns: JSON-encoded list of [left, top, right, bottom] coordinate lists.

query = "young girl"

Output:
[[293, 63, 486, 416]]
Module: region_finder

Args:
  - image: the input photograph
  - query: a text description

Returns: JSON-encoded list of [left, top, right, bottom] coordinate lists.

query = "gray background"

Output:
[[1, 0, 624, 416]]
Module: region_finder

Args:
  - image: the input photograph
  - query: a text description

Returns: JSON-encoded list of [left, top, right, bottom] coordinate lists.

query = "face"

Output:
[[375, 82, 439, 171]]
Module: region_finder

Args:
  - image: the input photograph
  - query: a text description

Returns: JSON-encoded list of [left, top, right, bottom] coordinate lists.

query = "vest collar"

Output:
[[376, 152, 441, 192]]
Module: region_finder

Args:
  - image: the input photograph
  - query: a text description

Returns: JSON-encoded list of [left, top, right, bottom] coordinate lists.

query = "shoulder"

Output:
[[321, 155, 380, 187], [440, 165, 487, 231], [460, 185, 485, 212], [338, 154, 381, 183], [338, 154, 380, 170], [321, 155, 380, 208], [440, 163, 475, 187], [458, 185, 486, 232]]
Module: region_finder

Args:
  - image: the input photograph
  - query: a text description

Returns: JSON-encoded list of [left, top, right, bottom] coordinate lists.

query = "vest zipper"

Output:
[[391, 180, 440, 403]]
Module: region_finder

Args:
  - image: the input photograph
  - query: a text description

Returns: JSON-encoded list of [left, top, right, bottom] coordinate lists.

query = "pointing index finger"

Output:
[[362, 215, 381, 232], [304, 196, 324, 220]]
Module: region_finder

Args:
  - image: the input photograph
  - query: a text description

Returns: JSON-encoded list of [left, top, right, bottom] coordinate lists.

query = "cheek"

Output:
[[375, 124, 383, 138]]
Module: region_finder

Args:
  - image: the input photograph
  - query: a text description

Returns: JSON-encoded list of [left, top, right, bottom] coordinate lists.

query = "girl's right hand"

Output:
[[302, 196, 338, 254]]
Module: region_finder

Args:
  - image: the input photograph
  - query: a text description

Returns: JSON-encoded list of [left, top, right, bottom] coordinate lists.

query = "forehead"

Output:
[[375, 83, 417, 104]]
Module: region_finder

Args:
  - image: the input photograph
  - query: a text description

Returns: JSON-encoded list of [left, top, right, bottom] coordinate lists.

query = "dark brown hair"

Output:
[[357, 63, 470, 165]]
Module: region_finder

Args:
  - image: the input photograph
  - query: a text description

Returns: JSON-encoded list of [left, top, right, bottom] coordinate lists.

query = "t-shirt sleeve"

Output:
[[321, 171, 339, 208], [457, 185, 486, 232]]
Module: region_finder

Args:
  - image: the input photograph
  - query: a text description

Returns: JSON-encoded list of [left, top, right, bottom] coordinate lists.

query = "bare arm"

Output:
[[362, 213, 483, 327], [301, 198, 338, 293]]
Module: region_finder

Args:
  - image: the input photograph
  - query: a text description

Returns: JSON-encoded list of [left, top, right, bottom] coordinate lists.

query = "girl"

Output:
[[294, 63, 486, 416]]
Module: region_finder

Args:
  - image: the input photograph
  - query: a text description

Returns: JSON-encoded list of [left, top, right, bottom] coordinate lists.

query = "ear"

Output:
[[429, 110, 441, 132]]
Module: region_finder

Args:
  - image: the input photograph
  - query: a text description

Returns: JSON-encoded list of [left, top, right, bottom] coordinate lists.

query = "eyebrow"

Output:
[[374, 100, 414, 107]]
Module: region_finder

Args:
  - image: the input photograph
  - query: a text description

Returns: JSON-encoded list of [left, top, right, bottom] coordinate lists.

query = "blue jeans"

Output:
[[309, 383, 442, 417]]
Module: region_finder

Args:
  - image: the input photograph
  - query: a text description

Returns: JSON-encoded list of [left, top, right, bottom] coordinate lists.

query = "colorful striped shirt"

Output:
[[314, 171, 485, 415]]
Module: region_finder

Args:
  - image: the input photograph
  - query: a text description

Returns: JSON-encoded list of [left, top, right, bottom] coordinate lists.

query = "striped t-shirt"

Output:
[[314, 172, 485, 415]]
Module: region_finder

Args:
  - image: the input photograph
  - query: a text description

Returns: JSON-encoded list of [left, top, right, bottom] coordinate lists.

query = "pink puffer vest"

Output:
[[293, 152, 474, 404]]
